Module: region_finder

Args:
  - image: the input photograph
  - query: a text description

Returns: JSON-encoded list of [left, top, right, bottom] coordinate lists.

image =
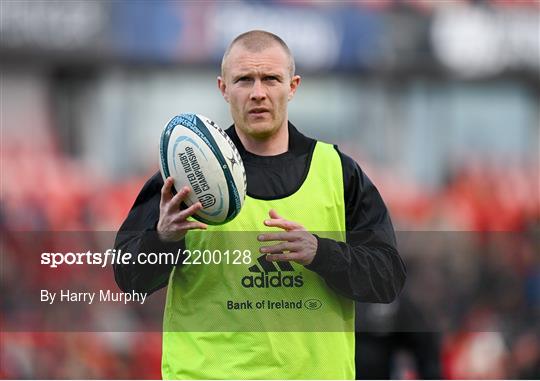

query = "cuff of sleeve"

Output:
[[304, 235, 333, 275]]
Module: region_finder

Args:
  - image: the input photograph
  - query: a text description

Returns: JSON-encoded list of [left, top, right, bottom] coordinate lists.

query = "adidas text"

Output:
[[241, 271, 304, 288]]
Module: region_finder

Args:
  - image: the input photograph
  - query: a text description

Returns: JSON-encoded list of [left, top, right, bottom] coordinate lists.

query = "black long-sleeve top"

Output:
[[114, 123, 406, 303]]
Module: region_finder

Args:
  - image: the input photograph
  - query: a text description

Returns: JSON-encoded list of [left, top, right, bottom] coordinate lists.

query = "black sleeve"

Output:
[[113, 171, 184, 294], [305, 149, 406, 303]]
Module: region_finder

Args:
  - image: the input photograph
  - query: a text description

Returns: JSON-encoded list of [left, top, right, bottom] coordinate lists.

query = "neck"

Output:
[[236, 123, 289, 156]]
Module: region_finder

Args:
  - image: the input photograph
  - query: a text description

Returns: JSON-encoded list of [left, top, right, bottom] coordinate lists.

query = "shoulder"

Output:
[[329, 145, 369, 190], [132, 171, 163, 206], [292, 125, 368, 189], [117, 171, 164, 232], [143, 171, 164, 193]]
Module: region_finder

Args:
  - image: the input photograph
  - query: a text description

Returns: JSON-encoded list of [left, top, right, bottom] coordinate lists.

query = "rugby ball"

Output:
[[159, 114, 246, 225]]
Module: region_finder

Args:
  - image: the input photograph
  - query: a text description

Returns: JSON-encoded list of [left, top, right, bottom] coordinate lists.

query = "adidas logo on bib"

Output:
[[241, 255, 304, 288]]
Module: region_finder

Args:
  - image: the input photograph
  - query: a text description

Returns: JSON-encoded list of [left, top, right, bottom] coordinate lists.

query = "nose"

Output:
[[250, 79, 266, 101]]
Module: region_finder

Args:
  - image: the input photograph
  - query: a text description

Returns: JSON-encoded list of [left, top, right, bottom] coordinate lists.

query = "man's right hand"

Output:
[[157, 177, 208, 242]]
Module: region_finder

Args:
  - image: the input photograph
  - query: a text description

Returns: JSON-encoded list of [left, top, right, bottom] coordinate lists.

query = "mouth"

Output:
[[248, 107, 270, 115]]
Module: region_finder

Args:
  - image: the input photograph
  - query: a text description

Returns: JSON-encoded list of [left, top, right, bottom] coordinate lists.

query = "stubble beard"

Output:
[[237, 112, 284, 141]]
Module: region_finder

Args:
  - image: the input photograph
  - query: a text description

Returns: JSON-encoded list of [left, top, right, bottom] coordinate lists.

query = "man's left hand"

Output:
[[257, 209, 318, 266]]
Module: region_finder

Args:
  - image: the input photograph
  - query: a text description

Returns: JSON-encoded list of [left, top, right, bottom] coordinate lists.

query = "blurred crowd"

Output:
[[378, 161, 539, 232]]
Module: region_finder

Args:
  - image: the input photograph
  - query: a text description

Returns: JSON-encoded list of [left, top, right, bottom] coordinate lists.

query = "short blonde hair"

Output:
[[221, 30, 295, 78]]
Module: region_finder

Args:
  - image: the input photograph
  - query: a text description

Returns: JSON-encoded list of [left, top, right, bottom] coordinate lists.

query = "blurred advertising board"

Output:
[[1, 1, 538, 76]]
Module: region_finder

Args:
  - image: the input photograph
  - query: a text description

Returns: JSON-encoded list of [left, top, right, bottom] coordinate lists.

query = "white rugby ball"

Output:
[[159, 114, 246, 225]]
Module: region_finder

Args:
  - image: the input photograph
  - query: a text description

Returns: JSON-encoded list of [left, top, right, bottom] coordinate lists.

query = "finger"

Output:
[[260, 241, 299, 254], [174, 202, 203, 222], [265, 253, 296, 262], [264, 218, 303, 231], [258, 232, 299, 242], [160, 177, 175, 205], [169, 186, 191, 210], [175, 220, 208, 231]]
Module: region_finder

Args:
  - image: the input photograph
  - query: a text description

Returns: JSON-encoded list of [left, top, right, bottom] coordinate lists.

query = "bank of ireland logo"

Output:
[[304, 299, 322, 310], [241, 255, 304, 288]]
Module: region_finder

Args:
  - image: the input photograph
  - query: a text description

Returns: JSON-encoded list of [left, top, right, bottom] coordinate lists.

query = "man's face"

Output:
[[218, 44, 300, 140]]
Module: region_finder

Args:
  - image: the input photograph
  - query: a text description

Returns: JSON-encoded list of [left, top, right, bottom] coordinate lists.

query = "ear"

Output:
[[218, 76, 229, 103], [288, 75, 301, 101]]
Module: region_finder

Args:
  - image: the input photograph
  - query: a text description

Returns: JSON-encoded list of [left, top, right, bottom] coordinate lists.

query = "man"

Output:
[[114, 30, 406, 379]]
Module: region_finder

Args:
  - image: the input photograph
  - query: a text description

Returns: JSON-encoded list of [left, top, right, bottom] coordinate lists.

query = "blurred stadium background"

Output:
[[1, 0, 539, 379]]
